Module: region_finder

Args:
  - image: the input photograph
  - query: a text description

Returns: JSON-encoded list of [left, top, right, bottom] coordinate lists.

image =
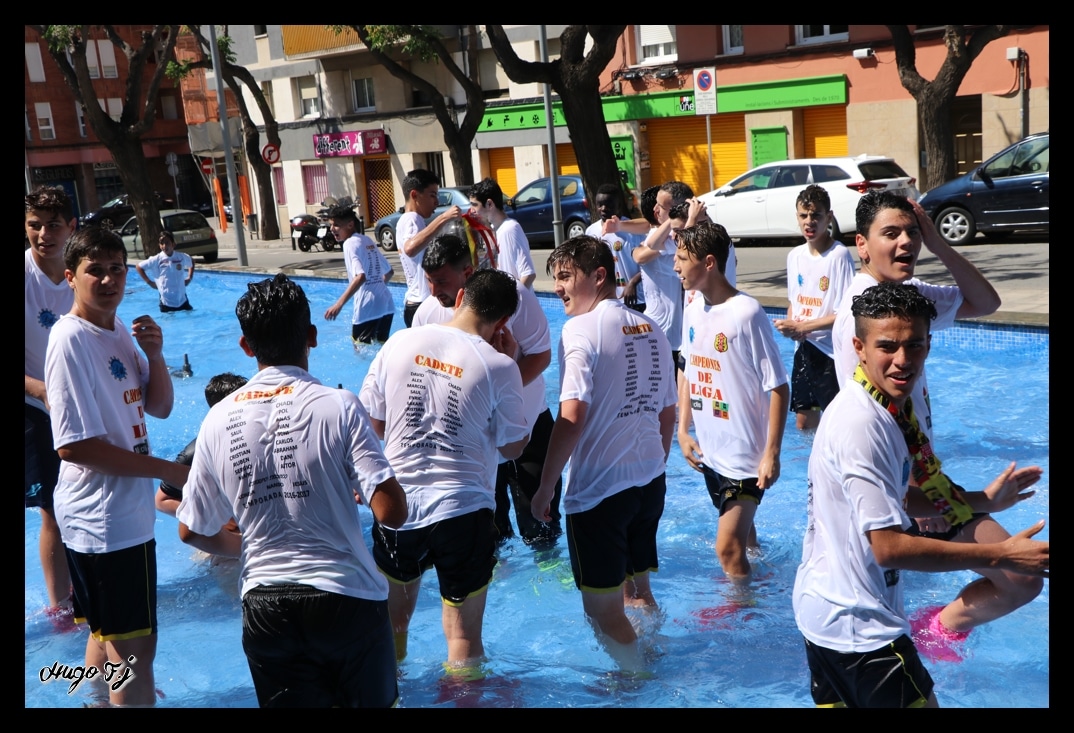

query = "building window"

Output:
[[411, 86, 434, 108], [84, 39, 100, 78], [160, 93, 178, 120], [272, 167, 286, 205], [722, 25, 744, 55], [302, 164, 328, 205], [296, 75, 320, 118], [261, 81, 275, 119], [76, 102, 87, 137], [35, 102, 55, 140], [795, 25, 849, 45], [637, 25, 677, 64], [99, 97, 122, 122], [97, 40, 118, 78], [353, 77, 375, 113], [26, 42, 46, 82], [254, 25, 267, 36]]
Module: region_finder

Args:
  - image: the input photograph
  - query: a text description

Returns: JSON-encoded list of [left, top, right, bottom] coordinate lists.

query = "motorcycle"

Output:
[[289, 195, 364, 252]]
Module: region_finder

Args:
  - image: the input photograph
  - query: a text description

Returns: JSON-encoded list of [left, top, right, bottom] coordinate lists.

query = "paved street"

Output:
[[200, 219, 1048, 327]]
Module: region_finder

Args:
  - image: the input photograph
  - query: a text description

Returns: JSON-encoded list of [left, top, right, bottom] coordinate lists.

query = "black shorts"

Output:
[[66, 540, 158, 642], [906, 510, 990, 541], [353, 314, 393, 344], [159, 298, 193, 312], [495, 408, 563, 546], [25, 404, 60, 510], [804, 635, 934, 708], [241, 584, 398, 708], [701, 467, 765, 516], [790, 340, 840, 413], [565, 473, 666, 592], [373, 509, 497, 605], [626, 301, 646, 313], [403, 301, 422, 328]]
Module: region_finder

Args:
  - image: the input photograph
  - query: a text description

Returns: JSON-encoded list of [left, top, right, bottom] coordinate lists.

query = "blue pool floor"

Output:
[[25, 272, 1049, 708]]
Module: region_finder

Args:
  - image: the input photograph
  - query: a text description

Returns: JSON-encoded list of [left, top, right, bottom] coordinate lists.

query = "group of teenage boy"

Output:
[[26, 164, 1047, 709]]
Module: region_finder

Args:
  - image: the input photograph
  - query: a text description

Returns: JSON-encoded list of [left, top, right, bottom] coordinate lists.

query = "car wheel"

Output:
[[99, 217, 114, 231], [935, 207, 976, 246], [202, 251, 218, 264], [378, 226, 396, 251], [566, 220, 587, 239]]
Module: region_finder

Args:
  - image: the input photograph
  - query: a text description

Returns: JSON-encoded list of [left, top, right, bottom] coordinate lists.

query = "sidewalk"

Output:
[[202, 219, 1048, 327]]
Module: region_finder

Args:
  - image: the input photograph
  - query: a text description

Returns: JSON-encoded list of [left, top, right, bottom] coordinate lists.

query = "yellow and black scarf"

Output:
[[854, 364, 974, 526]]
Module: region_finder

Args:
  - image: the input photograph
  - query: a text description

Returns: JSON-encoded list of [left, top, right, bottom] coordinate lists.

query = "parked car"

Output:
[[117, 209, 219, 263], [374, 187, 471, 251], [506, 175, 591, 246], [82, 192, 176, 231], [918, 132, 1049, 246], [697, 155, 919, 243]]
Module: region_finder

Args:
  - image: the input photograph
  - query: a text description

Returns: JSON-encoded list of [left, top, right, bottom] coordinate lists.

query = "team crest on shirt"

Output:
[[37, 309, 59, 329], [612, 239, 622, 251], [713, 333, 728, 353], [689, 326, 696, 344], [819, 276, 830, 292], [797, 273, 804, 286], [109, 356, 128, 381]]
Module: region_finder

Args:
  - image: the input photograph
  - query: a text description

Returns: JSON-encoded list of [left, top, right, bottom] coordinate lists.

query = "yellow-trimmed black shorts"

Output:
[[804, 634, 934, 708], [66, 539, 157, 642], [701, 466, 765, 516], [373, 509, 497, 605]]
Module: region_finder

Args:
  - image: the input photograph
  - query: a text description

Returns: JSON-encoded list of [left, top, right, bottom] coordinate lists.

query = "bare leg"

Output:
[[40, 507, 71, 608], [387, 579, 421, 662], [716, 501, 759, 580], [105, 634, 157, 707], [939, 515, 1044, 632], [442, 586, 488, 665], [582, 588, 644, 672], [623, 570, 657, 608], [796, 410, 821, 431]]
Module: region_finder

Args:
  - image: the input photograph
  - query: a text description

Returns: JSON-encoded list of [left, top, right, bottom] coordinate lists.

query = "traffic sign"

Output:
[[201, 157, 213, 175], [262, 144, 280, 165], [693, 66, 717, 115]]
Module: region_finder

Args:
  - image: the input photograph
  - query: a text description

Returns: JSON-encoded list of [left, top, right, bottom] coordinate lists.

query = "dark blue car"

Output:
[[919, 132, 1049, 245], [507, 175, 591, 246]]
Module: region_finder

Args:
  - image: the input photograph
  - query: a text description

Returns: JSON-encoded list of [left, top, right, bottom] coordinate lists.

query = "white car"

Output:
[[698, 155, 919, 242]]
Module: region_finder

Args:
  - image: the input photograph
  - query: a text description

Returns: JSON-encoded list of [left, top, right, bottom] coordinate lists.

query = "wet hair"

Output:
[[205, 372, 247, 407], [660, 180, 694, 206], [469, 178, 505, 210], [668, 201, 692, 222], [639, 185, 660, 226], [326, 202, 359, 227], [403, 168, 440, 197], [159, 230, 176, 246], [25, 185, 75, 222], [235, 273, 311, 366], [460, 268, 519, 324], [422, 233, 471, 273], [63, 226, 127, 271], [855, 189, 914, 236], [796, 184, 831, 213], [675, 221, 732, 274], [546, 234, 614, 279], [851, 281, 938, 338]]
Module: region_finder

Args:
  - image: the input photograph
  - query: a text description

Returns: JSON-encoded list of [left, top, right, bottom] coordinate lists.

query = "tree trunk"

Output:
[[917, 91, 955, 191], [555, 78, 622, 208]]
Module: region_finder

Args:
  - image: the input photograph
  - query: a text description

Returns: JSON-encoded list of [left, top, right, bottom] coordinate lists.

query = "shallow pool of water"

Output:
[[25, 271, 1049, 707]]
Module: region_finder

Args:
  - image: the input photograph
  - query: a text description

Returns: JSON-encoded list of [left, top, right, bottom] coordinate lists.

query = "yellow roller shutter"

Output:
[[647, 114, 747, 194], [804, 106, 848, 158], [555, 143, 580, 175], [487, 148, 518, 198]]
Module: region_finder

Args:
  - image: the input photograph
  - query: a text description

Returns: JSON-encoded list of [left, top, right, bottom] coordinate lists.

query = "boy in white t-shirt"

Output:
[[397, 168, 462, 326], [674, 222, 788, 583], [46, 227, 186, 706], [773, 184, 854, 431], [135, 230, 194, 312], [532, 236, 677, 673], [793, 281, 1047, 708], [323, 203, 395, 343]]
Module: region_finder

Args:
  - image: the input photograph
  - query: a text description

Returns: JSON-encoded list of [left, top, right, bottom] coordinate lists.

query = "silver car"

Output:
[[117, 209, 219, 263]]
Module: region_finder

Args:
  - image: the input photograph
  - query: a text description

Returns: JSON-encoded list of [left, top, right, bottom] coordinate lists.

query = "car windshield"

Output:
[[102, 195, 127, 208], [164, 213, 210, 232]]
